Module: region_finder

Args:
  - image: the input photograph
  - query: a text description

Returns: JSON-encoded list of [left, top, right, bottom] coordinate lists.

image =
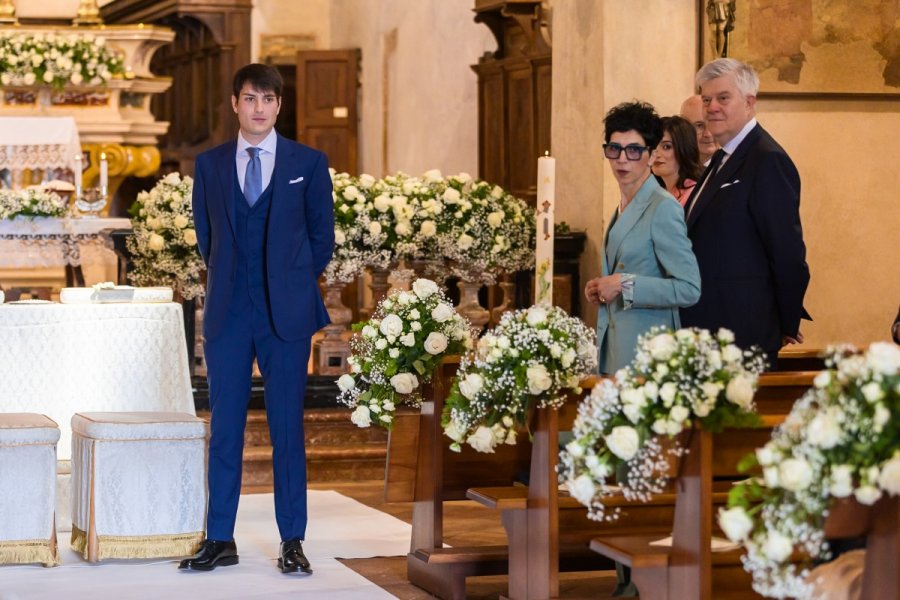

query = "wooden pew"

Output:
[[466, 372, 814, 600], [776, 348, 825, 372]]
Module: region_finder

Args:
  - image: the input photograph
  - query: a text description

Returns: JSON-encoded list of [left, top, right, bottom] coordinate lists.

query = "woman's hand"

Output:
[[584, 274, 623, 306]]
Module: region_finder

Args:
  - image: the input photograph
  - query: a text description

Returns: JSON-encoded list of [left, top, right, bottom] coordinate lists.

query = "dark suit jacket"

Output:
[[192, 133, 335, 342], [893, 305, 900, 344], [681, 123, 810, 355]]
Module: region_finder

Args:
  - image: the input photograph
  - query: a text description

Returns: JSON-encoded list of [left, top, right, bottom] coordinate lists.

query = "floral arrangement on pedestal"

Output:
[[0, 188, 69, 220], [0, 32, 125, 89], [718, 343, 900, 599], [558, 327, 767, 521], [336, 278, 475, 429], [127, 172, 205, 299], [441, 305, 597, 453]]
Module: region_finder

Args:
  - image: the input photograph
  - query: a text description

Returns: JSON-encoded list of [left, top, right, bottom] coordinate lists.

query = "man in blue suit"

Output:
[[179, 64, 334, 574], [682, 58, 810, 368]]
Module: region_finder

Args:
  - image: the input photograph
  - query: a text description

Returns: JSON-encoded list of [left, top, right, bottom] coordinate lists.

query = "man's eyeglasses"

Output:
[[603, 143, 649, 161]]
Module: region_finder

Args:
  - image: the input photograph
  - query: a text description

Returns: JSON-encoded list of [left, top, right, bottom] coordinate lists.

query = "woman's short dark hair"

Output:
[[232, 63, 283, 99], [661, 115, 702, 188], [603, 101, 662, 149]]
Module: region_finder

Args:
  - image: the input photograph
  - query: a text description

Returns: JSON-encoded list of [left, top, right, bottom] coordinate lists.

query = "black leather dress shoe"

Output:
[[278, 539, 312, 574], [178, 539, 239, 571]]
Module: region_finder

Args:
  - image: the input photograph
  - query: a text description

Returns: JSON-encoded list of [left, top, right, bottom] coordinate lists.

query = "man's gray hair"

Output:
[[696, 58, 759, 98]]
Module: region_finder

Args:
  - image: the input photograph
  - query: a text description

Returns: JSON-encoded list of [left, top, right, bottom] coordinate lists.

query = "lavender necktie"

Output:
[[243, 147, 262, 206]]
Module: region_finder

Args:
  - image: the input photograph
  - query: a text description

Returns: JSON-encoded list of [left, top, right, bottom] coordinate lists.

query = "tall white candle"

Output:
[[534, 153, 555, 307], [99, 151, 108, 197], [74, 153, 82, 199]]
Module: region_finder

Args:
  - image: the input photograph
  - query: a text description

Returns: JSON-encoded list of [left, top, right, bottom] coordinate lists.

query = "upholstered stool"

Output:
[[0, 413, 60, 567], [70, 412, 207, 562]]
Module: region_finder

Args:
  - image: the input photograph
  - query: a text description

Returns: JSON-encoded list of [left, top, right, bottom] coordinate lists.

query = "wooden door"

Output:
[[296, 49, 360, 175]]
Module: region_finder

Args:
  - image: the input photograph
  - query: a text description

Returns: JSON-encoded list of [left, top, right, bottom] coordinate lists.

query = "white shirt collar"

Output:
[[237, 128, 278, 156], [722, 117, 757, 155]]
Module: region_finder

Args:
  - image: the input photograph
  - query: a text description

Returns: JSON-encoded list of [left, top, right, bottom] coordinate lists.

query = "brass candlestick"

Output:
[[0, 0, 17, 25], [73, 0, 103, 26]]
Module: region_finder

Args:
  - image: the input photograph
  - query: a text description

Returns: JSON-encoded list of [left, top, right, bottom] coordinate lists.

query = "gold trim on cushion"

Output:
[[0, 537, 59, 567], [71, 526, 203, 561]]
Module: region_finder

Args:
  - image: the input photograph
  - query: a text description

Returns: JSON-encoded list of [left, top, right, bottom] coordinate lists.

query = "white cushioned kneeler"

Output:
[[0, 413, 60, 566], [70, 412, 207, 562]]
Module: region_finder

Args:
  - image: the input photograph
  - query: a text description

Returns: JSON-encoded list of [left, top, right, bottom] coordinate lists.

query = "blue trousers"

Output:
[[204, 300, 311, 542]]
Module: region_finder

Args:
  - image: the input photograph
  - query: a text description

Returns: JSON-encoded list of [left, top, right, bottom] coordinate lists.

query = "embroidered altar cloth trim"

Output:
[[0, 116, 81, 172]]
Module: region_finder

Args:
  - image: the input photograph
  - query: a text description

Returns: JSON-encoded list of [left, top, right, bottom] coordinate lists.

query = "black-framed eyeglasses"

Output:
[[603, 143, 650, 160]]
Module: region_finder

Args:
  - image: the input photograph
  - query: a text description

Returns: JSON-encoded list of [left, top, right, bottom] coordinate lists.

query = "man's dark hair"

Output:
[[232, 63, 283, 99], [603, 100, 662, 149], [661, 115, 702, 187]]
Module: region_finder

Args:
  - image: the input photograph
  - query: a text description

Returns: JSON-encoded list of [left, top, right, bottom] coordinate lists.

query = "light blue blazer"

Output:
[[597, 176, 701, 374]]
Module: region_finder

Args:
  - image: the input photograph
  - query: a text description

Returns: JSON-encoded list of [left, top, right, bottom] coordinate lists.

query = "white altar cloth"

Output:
[[0, 303, 194, 460], [0, 116, 82, 172], [0, 217, 130, 268]]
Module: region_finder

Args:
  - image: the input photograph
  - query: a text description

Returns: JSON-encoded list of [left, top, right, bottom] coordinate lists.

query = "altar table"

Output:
[[0, 302, 195, 460]]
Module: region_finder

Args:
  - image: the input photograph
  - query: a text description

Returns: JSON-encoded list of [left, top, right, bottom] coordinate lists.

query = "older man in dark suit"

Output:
[[180, 64, 334, 574], [681, 58, 810, 368]]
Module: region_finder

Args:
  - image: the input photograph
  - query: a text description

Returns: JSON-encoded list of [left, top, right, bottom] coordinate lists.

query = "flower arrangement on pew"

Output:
[[127, 172, 205, 299], [0, 188, 69, 220], [336, 278, 474, 429], [718, 343, 900, 600], [559, 327, 767, 521], [441, 305, 597, 453]]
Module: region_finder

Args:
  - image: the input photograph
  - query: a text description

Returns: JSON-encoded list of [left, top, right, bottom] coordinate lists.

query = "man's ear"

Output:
[[231, 95, 238, 114]]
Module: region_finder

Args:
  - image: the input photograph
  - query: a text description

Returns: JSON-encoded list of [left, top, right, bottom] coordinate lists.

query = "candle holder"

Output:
[[75, 188, 108, 218]]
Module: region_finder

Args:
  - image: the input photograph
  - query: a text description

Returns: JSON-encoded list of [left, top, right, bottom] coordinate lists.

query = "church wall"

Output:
[[552, 0, 899, 347], [251, 0, 331, 60]]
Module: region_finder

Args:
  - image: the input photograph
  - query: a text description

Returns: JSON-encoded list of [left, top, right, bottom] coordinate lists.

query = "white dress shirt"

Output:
[[236, 128, 277, 193]]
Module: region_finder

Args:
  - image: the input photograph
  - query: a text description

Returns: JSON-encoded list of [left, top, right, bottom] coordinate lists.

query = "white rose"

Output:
[[717, 328, 735, 344], [620, 388, 645, 408], [561, 348, 576, 368], [807, 411, 843, 449], [395, 221, 411, 236], [430, 302, 454, 323], [362, 325, 377, 338], [373, 194, 391, 212], [526, 364, 553, 395], [466, 425, 496, 453], [779, 458, 813, 492], [486, 211, 504, 228], [605, 426, 640, 461], [419, 220, 437, 237], [368, 221, 382, 236], [568, 474, 596, 506], [564, 440, 584, 459], [458, 233, 474, 250], [722, 344, 742, 363], [148, 233, 165, 251], [183, 229, 197, 246], [173, 214, 189, 228], [379, 314, 404, 337], [652, 419, 668, 435], [648, 333, 677, 360], [423, 168, 443, 182], [814, 371, 831, 389], [829, 464, 855, 498], [334, 229, 346, 245], [718, 506, 753, 543], [444, 420, 466, 443], [643, 381, 659, 401], [877, 456, 900, 495], [701, 382, 720, 401], [70, 71, 83, 85], [375, 338, 388, 350], [756, 443, 779, 467], [350, 405, 372, 427], [390, 372, 418, 394], [424, 332, 448, 355], [854, 485, 883, 506], [659, 382, 677, 407], [43, 71, 54, 83], [412, 278, 439, 299], [337, 374, 355, 392], [873, 404, 890, 432], [442, 187, 461, 203], [526, 306, 548, 327], [400, 332, 416, 347], [725, 374, 754, 409], [459, 373, 484, 400], [866, 342, 900, 376], [762, 530, 793, 563], [861, 382, 885, 403], [763, 466, 780, 488], [23, 72, 36, 85], [669, 405, 690, 424], [342, 185, 360, 200], [623, 404, 642, 424], [358, 173, 376, 188]]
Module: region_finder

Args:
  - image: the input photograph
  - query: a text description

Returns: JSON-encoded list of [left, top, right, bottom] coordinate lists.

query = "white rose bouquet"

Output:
[[127, 172, 205, 299], [0, 32, 125, 89], [559, 327, 766, 521], [0, 188, 69, 220], [337, 278, 475, 430], [720, 343, 900, 599], [441, 305, 597, 453]]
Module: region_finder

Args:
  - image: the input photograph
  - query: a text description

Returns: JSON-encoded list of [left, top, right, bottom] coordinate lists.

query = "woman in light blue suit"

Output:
[[585, 102, 701, 374]]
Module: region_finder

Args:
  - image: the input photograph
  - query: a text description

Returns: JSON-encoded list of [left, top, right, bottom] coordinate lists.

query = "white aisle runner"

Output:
[[0, 491, 409, 600]]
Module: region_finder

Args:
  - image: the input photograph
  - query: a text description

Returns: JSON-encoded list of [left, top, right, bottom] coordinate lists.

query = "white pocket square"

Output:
[[289, 176, 304, 184], [719, 179, 740, 189]]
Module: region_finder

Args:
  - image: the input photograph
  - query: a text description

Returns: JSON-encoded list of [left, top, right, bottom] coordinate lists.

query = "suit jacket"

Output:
[[681, 123, 810, 356], [597, 176, 701, 374], [192, 133, 335, 342]]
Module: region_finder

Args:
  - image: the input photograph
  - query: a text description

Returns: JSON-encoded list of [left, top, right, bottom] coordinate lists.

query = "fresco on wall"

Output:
[[702, 0, 900, 95]]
